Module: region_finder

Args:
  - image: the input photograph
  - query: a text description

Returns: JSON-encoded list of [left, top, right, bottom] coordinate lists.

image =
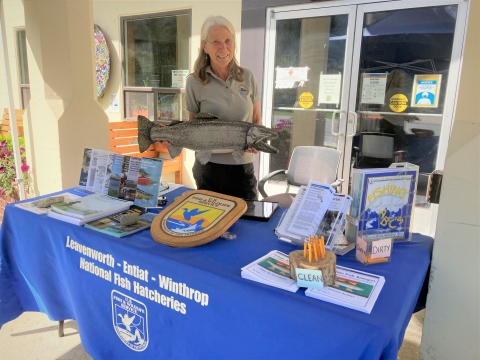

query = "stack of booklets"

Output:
[[14, 191, 84, 215], [241, 250, 299, 292], [84, 206, 157, 238], [275, 180, 352, 251], [47, 193, 133, 225], [346, 163, 418, 243], [305, 266, 385, 314]]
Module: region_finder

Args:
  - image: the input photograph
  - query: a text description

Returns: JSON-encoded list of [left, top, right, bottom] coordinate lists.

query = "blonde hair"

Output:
[[193, 16, 244, 84], [386, 69, 406, 90]]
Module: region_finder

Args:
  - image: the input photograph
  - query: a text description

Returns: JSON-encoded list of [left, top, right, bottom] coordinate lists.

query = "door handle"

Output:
[[330, 110, 346, 137], [347, 111, 358, 138]]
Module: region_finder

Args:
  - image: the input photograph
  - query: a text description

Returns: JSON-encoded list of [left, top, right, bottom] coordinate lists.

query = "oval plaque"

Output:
[[151, 190, 247, 248]]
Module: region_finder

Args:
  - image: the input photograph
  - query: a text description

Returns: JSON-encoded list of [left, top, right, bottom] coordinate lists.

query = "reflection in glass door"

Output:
[[346, 2, 466, 235], [262, 1, 467, 236], [262, 6, 357, 182]]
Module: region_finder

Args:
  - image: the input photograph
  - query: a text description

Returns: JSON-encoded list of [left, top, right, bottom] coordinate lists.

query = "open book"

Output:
[[275, 181, 352, 250]]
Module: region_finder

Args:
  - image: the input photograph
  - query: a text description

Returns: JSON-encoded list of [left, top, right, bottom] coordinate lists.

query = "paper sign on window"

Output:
[[172, 70, 189, 88], [411, 74, 442, 108], [275, 66, 309, 89], [360, 73, 387, 105], [318, 73, 341, 105]]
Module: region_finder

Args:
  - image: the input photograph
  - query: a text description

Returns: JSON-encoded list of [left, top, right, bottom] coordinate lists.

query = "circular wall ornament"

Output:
[[94, 24, 110, 98]]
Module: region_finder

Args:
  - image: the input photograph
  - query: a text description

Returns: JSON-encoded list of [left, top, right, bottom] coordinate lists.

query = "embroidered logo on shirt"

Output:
[[238, 85, 248, 96]]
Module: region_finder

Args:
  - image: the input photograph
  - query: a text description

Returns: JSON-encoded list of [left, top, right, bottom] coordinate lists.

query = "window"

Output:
[[121, 11, 190, 122], [16, 29, 30, 109]]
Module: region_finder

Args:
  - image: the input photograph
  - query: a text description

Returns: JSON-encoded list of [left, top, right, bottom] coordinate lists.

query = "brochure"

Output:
[[48, 193, 133, 225], [305, 265, 385, 314], [276, 182, 351, 250], [84, 207, 157, 238], [14, 192, 83, 215], [134, 157, 164, 207], [241, 250, 299, 292], [78, 147, 92, 187]]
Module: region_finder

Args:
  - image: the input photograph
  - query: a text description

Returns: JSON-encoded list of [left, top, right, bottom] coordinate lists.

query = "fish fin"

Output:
[[168, 146, 183, 159], [194, 112, 219, 120], [168, 120, 183, 126], [137, 115, 154, 153], [196, 150, 212, 165], [231, 150, 244, 163]]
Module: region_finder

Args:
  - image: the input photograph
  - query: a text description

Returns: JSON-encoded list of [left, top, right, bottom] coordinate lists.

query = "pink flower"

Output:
[[21, 163, 30, 173], [0, 140, 6, 148], [0, 189, 5, 196]]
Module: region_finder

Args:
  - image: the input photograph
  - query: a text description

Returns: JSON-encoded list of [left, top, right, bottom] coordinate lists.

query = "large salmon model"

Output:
[[138, 113, 279, 165]]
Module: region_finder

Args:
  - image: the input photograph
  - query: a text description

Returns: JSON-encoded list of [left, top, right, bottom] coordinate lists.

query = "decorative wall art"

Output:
[[94, 24, 110, 98]]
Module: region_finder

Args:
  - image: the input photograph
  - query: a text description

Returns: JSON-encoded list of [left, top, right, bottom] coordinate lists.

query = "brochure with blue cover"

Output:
[[134, 158, 164, 207]]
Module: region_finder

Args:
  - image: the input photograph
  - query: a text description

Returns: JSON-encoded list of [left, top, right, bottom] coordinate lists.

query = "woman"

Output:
[[185, 16, 262, 199]]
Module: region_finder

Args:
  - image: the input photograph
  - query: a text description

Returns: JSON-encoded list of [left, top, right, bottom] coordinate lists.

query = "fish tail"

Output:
[[137, 115, 154, 153]]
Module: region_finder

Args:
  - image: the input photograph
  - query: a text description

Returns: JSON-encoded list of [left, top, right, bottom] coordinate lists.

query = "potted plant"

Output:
[[132, 100, 148, 118], [0, 135, 30, 222]]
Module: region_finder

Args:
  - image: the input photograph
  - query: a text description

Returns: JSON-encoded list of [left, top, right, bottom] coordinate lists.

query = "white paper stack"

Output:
[[305, 265, 385, 314], [241, 250, 299, 292]]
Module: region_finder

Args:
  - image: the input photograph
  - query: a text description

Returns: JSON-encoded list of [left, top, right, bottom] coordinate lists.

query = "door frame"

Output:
[[261, 0, 470, 196]]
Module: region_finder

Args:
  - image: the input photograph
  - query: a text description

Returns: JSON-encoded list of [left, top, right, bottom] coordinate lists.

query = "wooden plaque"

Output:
[[150, 190, 247, 248]]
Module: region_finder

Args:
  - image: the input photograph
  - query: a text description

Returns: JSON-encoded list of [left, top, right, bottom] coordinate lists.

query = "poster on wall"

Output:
[[172, 70, 189, 88], [318, 73, 341, 105], [411, 74, 442, 108], [360, 73, 387, 104], [275, 66, 310, 89]]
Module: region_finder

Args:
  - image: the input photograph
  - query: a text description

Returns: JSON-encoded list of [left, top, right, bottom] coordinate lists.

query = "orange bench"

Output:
[[2, 108, 24, 137], [109, 121, 182, 184]]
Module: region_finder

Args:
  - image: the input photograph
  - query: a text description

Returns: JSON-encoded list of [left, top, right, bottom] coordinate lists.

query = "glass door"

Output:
[[346, 0, 468, 234], [262, 0, 468, 235], [262, 5, 357, 185]]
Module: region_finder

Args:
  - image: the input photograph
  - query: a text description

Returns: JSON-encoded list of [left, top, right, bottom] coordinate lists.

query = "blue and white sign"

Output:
[[411, 74, 442, 108]]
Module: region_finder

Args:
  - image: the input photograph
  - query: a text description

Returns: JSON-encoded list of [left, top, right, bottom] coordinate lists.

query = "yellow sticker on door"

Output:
[[299, 92, 314, 109], [388, 94, 408, 112]]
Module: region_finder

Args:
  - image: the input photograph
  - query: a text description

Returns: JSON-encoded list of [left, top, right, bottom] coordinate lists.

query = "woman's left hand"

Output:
[[244, 147, 259, 154]]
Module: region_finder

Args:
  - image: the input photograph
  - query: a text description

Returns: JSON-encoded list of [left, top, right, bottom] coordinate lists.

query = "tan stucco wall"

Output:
[[92, 1, 242, 188], [420, 1, 480, 358]]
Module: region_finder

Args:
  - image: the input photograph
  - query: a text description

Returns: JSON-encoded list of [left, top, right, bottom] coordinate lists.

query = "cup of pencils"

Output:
[[289, 235, 337, 286]]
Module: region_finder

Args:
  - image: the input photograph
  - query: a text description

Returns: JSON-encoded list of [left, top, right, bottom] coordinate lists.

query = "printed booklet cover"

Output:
[[241, 250, 299, 292], [134, 158, 164, 207], [358, 168, 417, 241], [305, 265, 385, 314], [84, 207, 157, 238]]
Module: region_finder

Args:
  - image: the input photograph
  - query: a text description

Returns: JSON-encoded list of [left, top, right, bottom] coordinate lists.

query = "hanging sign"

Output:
[[360, 73, 387, 104], [172, 70, 189, 88], [275, 67, 309, 89], [411, 74, 442, 108], [318, 73, 341, 105]]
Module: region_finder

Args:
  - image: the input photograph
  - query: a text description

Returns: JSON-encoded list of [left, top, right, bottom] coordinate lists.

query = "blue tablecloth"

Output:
[[0, 188, 433, 359]]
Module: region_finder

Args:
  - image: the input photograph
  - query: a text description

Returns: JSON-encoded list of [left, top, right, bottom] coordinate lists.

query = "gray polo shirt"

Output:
[[186, 67, 260, 165]]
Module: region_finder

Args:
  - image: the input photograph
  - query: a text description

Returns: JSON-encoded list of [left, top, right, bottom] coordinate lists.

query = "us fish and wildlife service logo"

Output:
[[165, 201, 224, 235], [238, 85, 248, 96], [112, 290, 148, 351]]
